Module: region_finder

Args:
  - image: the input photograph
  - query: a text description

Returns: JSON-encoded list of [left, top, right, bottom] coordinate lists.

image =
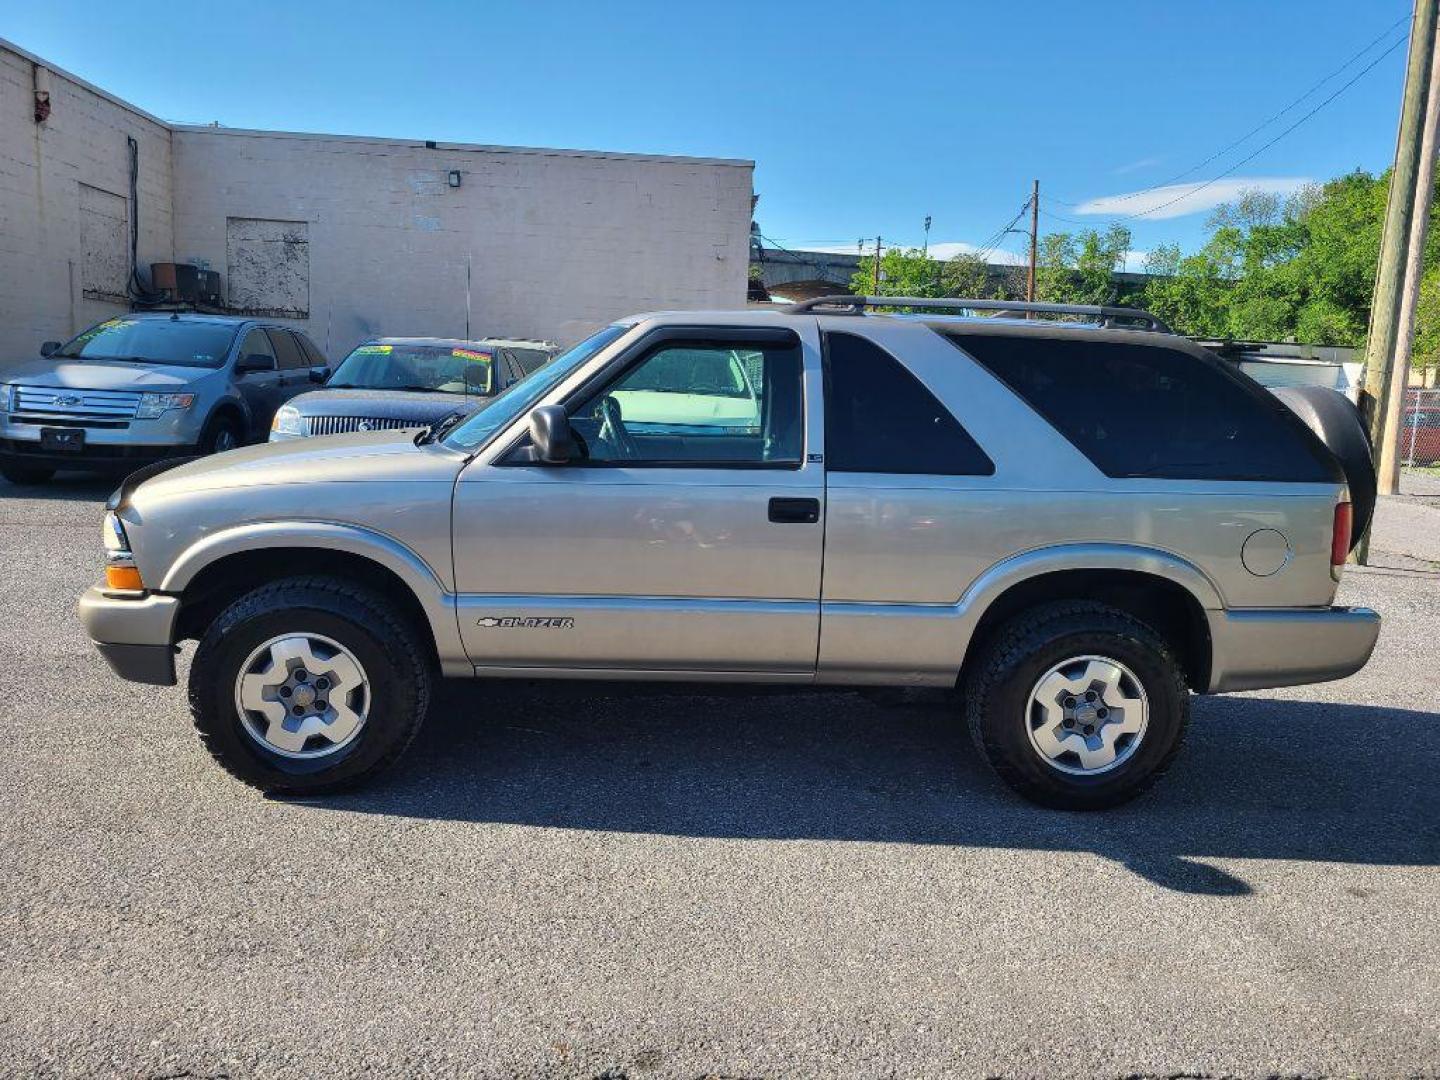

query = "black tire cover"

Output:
[[1273, 386, 1375, 549]]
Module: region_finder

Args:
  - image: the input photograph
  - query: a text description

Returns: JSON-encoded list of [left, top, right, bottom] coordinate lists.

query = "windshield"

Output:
[[442, 324, 631, 452], [329, 342, 494, 394], [55, 317, 238, 368]]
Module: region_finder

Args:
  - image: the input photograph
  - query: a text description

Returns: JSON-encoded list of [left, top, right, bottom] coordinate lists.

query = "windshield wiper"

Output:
[[416, 410, 468, 445], [328, 383, 443, 393]]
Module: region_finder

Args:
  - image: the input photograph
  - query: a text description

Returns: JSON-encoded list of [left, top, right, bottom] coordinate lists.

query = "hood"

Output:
[[131, 429, 469, 505], [287, 386, 490, 422], [1, 356, 211, 390]]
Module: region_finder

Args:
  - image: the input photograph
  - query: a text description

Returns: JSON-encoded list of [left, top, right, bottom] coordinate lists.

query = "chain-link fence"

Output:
[[1401, 387, 1440, 470]]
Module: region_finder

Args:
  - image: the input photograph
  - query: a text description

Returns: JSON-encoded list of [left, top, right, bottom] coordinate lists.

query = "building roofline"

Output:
[[171, 125, 754, 168], [0, 35, 170, 128], [0, 36, 754, 170]]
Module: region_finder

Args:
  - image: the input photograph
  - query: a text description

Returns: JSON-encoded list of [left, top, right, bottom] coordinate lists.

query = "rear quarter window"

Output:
[[945, 334, 1340, 483], [824, 331, 994, 476]]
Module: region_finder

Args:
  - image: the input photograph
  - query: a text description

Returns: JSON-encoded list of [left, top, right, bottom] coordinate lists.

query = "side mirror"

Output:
[[236, 353, 275, 374], [308, 365, 328, 384], [40, 341, 61, 358], [528, 404, 577, 464]]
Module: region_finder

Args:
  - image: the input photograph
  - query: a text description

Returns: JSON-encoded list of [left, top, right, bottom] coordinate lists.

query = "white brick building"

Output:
[[0, 38, 754, 360]]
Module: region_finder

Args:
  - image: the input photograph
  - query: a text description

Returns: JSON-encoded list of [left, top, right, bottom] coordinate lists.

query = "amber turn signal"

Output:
[[105, 564, 144, 591]]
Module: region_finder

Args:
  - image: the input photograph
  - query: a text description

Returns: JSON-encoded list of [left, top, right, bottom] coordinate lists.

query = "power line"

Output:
[[1051, 10, 1411, 209], [975, 200, 1033, 262], [761, 198, 1031, 263], [1117, 32, 1410, 221], [1038, 207, 1097, 227]]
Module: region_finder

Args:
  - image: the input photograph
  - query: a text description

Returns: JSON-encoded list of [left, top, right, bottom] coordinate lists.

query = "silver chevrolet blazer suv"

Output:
[[77, 297, 1381, 809]]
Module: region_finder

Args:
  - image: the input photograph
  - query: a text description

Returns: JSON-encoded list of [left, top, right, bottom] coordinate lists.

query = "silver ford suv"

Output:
[[0, 313, 328, 483], [76, 298, 1381, 809]]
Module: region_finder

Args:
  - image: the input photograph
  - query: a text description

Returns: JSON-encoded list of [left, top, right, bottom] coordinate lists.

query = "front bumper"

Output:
[[1206, 605, 1380, 693], [1, 437, 198, 471], [78, 587, 180, 686], [2, 413, 200, 471]]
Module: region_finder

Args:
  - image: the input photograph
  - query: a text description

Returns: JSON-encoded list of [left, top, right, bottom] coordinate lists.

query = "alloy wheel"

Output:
[[233, 633, 370, 759], [1025, 654, 1148, 776]]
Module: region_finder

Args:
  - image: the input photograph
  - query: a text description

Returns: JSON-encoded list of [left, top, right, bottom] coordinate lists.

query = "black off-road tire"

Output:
[[1, 462, 55, 485], [188, 576, 431, 795], [964, 601, 1190, 810], [199, 413, 243, 455]]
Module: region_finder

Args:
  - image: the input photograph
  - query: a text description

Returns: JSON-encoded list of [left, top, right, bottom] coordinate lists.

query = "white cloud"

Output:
[[1072, 176, 1311, 220], [1114, 156, 1162, 175]]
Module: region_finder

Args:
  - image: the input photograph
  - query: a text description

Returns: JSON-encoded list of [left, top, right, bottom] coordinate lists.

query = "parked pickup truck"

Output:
[[78, 297, 1380, 809]]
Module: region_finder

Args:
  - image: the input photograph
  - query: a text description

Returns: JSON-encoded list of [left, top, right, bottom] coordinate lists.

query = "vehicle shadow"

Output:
[[328, 681, 1440, 896]]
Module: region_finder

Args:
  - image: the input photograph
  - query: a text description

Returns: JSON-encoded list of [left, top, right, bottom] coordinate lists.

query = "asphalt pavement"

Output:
[[1, 473, 1437, 1078]]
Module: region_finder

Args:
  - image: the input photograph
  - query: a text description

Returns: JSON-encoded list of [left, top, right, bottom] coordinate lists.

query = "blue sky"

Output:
[[5, 0, 1414, 268]]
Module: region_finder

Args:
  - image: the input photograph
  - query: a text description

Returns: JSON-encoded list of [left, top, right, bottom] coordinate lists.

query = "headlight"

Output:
[[271, 405, 306, 436], [101, 511, 143, 590], [136, 392, 195, 419], [0, 383, 13, 412], [102, 511, 129, 554]]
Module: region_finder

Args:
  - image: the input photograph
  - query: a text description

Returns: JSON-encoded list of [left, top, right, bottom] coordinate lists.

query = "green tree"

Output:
[[942, 252, 992, 298], [1139, 171, 1432, 354], [1414, 265, 1440, 372], [1034, 225, 1133, 305], [1033, 233, 1078, 302], [848, 247, 999, 300]]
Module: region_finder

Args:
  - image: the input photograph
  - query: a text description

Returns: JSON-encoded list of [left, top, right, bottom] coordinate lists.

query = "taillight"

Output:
[[1331, 501, 1353, 578]]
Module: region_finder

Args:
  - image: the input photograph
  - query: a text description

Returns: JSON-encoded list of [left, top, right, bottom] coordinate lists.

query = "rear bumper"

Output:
[[1206, 605, 1380, 693], [78, 587, 180, 686]]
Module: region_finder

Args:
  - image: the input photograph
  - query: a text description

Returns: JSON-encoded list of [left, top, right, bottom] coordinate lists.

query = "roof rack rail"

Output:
[[787, 294, 1173, 334]]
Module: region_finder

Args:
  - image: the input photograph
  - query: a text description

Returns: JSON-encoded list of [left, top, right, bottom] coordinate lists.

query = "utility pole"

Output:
[[1027, 179, 1040, 303], [873, 235, 883, 294], [1359, 0, 1440, 552], [1378, 17, 1440, 495]]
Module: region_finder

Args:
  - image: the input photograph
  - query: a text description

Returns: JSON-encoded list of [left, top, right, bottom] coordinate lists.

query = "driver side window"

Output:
[[570, 339, 803, 466]]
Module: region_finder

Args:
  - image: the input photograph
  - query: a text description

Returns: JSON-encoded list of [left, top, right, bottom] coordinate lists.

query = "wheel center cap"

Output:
[[292, 683, 317, 708], [1073, 702, 1099, 724]]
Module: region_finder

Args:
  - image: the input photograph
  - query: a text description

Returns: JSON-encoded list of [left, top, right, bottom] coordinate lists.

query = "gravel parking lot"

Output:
[[1, 475, 1438, 1078]]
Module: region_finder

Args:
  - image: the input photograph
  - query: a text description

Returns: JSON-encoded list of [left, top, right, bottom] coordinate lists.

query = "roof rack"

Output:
[[787, 295, 1173, 334]]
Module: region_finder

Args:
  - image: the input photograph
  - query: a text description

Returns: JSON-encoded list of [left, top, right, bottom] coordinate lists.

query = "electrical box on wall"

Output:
[[199, 270, 222, 305], [150, 262, 201, 302]]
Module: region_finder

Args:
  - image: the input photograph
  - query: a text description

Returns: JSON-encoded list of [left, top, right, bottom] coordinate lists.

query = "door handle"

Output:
[[768, 497, 820, 524]]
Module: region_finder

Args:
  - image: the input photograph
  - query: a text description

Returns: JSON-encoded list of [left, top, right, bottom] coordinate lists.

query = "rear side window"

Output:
[[297, 333, 327, 368], [267, 329, 307, 370], [824, 331, 994, 475], [511, 347, 550, 374], [947, 334, 1338, 482]]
